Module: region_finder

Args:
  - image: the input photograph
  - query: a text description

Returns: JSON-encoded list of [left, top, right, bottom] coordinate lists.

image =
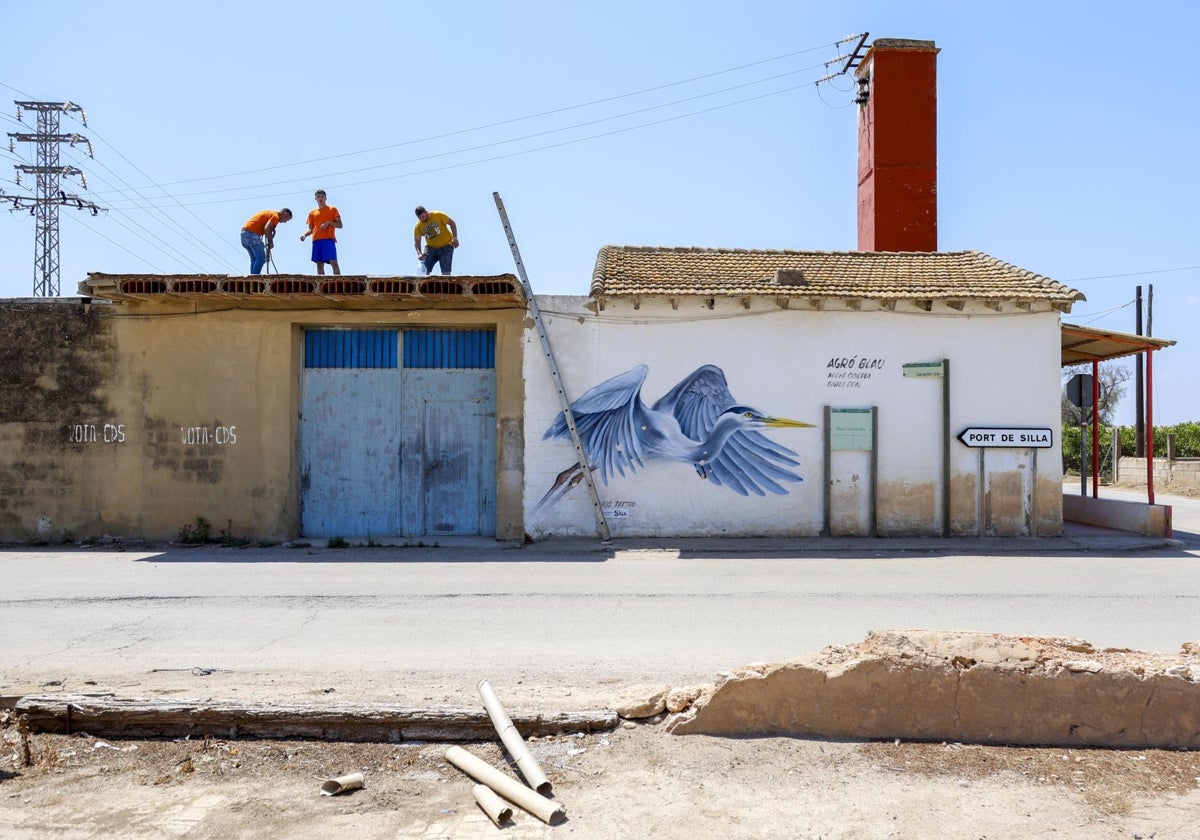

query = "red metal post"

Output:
[[1091, 359, 1100, 497], [1146, 349, 1155, 505]]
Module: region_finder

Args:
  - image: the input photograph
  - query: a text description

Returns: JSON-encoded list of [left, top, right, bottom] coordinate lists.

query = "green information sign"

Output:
[[902, 361, 945, 378], [830, 408, 873, 451]]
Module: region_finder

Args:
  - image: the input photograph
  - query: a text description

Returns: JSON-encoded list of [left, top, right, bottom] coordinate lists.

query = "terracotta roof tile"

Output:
[[589, 246, 1085, 304]]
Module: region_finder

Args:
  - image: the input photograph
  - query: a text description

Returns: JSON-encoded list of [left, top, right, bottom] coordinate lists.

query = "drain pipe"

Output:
[[445, 745, 565, 825], [478, 677, 551, 795], [473, 784, 513, 827]]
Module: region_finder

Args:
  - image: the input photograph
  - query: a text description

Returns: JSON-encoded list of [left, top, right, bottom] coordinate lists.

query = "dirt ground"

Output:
[[4, 670, 1200, 840]]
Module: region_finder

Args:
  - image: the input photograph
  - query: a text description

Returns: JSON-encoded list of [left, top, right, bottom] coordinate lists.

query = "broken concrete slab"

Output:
[[667, 630, 1200, 749], [613, 684, 670, 719]]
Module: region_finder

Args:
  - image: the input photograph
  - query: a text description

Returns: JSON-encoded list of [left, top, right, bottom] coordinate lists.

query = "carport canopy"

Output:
[[1061, 323, 1175, 366], [1060, 322, 1176, 505]]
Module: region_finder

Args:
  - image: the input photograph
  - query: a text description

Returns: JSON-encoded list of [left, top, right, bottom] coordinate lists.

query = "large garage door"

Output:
[[300, 328, 495, 539]]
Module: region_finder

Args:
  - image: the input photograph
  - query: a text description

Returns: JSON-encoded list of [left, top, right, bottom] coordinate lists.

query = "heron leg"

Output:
[[536, 462, 597, 509]]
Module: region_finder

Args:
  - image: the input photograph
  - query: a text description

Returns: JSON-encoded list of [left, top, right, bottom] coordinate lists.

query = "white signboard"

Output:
[[957, 427, 1053, 448]]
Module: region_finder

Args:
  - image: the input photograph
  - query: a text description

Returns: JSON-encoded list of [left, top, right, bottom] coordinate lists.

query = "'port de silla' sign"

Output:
[[957, 427, 1053, 448]]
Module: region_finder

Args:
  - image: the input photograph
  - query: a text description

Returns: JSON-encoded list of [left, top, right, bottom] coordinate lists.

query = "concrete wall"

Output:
[[1, 292, 1068, 543], [0, 297, 525, 543], [1061, 493, 1172, 538], [523, 296, 1065, 538], [1117, 456, 1200, 493]]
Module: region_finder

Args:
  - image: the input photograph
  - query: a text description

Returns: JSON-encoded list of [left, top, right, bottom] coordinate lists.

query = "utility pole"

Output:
[[4, 101, 105, 297], [1134, 285, 1144, 457]]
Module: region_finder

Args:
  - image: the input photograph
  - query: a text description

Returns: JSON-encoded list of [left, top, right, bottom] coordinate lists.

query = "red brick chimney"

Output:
[[855, 38, 939, 252]]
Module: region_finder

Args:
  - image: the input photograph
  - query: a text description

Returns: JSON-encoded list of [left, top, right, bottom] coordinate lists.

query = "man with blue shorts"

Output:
[[413, 205, 459, 275], [300, 190, 343, 275], [240, 208, 292, 274]]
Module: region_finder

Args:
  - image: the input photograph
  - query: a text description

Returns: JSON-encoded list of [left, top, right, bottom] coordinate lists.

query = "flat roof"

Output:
[[1061, 323, 1175, 366]]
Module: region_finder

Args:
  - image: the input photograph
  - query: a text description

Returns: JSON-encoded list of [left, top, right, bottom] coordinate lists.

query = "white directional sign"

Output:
[[957, 427, 1053, 448]]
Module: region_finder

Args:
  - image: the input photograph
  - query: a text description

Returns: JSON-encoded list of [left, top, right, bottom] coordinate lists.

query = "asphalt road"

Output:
[[3, 490, 1199, 698]]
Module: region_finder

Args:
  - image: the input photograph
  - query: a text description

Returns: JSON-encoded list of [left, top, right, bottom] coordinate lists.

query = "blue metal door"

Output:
[[300, 328, 496, 539], [300, 330, 401, 537], [401, 330, 496, 537]]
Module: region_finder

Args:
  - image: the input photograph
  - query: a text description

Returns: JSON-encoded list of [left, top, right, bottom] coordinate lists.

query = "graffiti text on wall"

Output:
[[69, 423, 126, 444], [602, 501, 636, 520], [827, 356, 885, 389], [181, 426, 238, 445]]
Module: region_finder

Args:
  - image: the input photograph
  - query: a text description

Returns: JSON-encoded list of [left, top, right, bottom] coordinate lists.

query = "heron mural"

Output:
[[538, 364, 815, 508]]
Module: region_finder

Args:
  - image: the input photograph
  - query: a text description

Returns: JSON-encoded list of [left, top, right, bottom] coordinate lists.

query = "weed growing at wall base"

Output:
[[176, 517, 212, 544]]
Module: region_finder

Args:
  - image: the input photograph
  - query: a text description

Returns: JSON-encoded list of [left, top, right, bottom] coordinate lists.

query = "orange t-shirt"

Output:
[[306, 205, 340, 241], [242, 210, 280, 235]]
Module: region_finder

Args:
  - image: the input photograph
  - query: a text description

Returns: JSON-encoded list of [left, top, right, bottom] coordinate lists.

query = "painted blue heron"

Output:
[[539, 364, 814, 508]]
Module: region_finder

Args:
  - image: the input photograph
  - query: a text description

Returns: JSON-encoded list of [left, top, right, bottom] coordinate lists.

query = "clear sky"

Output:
[[3, 1, 1196, 425]]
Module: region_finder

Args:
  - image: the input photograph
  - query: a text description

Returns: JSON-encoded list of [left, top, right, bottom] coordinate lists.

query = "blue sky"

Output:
[[3, 1, 1196, 425]]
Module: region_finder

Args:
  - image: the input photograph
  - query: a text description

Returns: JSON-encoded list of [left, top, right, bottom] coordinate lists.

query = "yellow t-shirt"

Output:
[[414, 211, 454, 249], [307, 205, 339, 241]]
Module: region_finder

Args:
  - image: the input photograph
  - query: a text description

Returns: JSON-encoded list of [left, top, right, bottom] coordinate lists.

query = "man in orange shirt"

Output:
[[299, 189, 343, 275], [240, 207, 292, 274]]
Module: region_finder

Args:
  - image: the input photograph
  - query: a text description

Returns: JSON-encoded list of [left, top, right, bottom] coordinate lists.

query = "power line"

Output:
[[62, 144, 235, 272], [99, 35, 867, 192], [1066, 265, 1200, 282], [103, 59, 838, 207], [63, 211, 168, 274], [81, 124, 243, 268]]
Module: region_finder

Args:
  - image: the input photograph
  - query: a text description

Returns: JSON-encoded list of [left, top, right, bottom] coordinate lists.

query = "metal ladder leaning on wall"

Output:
[[493, 192, 611, 542]]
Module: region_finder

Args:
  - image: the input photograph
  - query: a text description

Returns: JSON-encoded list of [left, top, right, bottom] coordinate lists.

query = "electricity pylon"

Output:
[[5, 101, 105, 297]]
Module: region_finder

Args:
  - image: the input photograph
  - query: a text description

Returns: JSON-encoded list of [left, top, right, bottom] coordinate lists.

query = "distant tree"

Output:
[[1061, 363, 1131, 427]]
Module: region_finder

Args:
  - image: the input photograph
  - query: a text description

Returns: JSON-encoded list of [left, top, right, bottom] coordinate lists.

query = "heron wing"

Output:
[[543, 365, 649, 484], [654, 365, 803, 496], [652, 365, 733, 441], [704, 432, 803, 496]]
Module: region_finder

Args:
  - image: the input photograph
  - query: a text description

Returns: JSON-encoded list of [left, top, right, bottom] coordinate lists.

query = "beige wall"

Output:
[[0, 296, 525, 543]]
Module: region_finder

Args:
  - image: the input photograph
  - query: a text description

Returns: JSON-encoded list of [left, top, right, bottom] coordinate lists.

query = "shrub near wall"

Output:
[[1062, 422, 1200, 478]]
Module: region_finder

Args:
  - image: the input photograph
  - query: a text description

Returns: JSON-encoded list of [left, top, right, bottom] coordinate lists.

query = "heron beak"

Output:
[[764, 416, 816, 428]]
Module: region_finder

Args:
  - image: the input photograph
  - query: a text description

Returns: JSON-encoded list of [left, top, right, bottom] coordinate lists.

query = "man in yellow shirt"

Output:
[[413, 205, 459, 275], [240, 208, 292, 274], [299, 190, 343, 275]]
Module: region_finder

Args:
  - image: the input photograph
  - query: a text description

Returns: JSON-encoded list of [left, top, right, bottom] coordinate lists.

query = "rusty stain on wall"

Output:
[[1035, 474, 1064, 536], [828, 472, 868, 535], [948, 472, 979, 533], [986, 469, 1027, 536], [876, 480, 938, 535]]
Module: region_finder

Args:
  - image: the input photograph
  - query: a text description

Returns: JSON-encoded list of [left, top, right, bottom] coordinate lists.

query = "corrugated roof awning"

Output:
[[1061, 323, 1175, 366]]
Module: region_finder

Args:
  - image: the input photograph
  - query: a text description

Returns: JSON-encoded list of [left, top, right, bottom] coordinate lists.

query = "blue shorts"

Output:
[[312, 239, 338, 263]]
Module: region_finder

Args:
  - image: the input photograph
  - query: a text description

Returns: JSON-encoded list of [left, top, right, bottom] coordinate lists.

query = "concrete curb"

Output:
[[13, 695, 619, 743]]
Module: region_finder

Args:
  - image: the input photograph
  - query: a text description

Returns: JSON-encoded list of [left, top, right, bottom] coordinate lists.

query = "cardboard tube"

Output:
[[319, 772, 364, 796], [445, 746, 565, 825], [477, 678, 552, 795], [472, 784, 513, 827]]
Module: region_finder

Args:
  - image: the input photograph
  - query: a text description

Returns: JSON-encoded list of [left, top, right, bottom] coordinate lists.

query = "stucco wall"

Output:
[[523, 296, 1064, 538], [0, 297, 525, 543]]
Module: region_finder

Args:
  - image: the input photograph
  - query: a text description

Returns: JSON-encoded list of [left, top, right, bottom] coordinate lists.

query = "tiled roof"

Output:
[[590, 246, 1085, 304]]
